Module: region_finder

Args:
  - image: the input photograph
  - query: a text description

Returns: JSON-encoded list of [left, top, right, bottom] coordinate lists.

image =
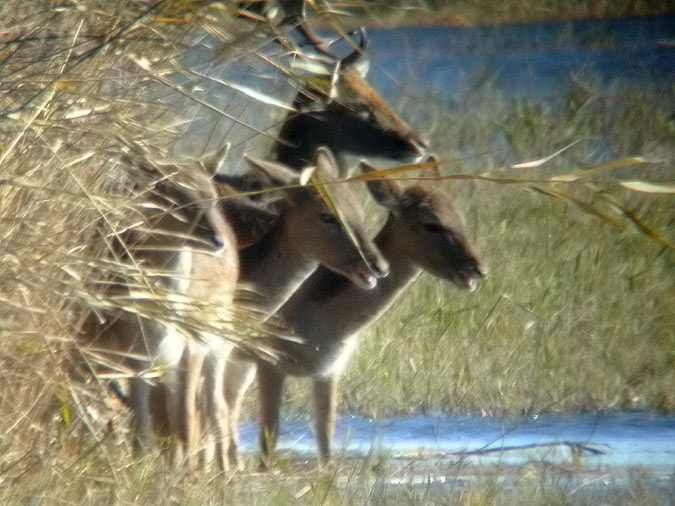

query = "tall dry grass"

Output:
[[0, 0, 299, 490]]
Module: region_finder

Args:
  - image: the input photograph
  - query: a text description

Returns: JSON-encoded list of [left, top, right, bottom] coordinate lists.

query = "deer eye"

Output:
[[423, 223, 444, 233], [320, 212, 338, 224], [355, 108, 370, 121]]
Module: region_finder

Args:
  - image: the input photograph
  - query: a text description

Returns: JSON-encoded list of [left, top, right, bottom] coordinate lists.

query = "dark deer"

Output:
[[275, 28, 428, 172], [221, 146, 389, 468], [230, 160, 484, 466]]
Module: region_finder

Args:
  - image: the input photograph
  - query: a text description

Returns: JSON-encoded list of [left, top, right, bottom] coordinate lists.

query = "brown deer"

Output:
[[83, 144, 239, 471], [221, 146, 389, 468], [229, 160, 484, 466], [275, 28, 428, 172]]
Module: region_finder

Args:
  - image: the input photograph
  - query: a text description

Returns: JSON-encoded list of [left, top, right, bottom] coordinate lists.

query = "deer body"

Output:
[[180, 233, 238, 472], [275, 225, 424, 377], [238, 218, 336, 317], [86, 148, 239, 471], [223, 28, 430, 467], [223, 148, 388, 468], [252, 167, 484, 464], [135, 205, 237, 471]]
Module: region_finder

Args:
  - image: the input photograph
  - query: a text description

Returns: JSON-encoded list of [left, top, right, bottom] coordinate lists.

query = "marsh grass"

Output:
[[2, 445, 672, 505], [308, 84, 675, 418], [0, 0, 294, 495]]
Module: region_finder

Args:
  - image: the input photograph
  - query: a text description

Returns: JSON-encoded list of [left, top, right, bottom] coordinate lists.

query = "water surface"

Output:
[[178, 15, 675, 165], [239, 412, 675, 473], [366, 15, 675, 99]]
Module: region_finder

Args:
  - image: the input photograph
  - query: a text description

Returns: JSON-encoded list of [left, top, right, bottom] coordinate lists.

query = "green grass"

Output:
[[345, 188, 674, 416], [2, 443, 672, 505], [274, 84, 675, 418]]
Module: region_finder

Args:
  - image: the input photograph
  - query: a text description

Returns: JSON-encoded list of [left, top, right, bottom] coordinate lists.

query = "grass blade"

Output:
[[620, 181, 675, 194]]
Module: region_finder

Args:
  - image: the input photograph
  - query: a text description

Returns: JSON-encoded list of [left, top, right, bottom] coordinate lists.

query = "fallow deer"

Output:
[[221, 146, 389, 468], [237, 160, 484, 466], [83, 144, 239, 471], [275, 28, 428, 173]]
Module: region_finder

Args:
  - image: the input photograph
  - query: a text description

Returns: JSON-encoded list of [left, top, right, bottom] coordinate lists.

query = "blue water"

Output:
[[364, 16, 675, 100], [177, 15, 675, 163], [238, 412, 675, 472], [179, 19, 675, 492]]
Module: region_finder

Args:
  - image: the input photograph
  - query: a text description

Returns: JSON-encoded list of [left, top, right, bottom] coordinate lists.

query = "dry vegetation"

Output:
[[0, 0, 292, 495], [0, 1, 673, 504]]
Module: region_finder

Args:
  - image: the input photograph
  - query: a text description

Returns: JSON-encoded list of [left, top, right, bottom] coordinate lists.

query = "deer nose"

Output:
[[210, 233, 226, 251], [415, 137, 430, 152], [465, 263, 485, 293], [369, 256, 390, 278]]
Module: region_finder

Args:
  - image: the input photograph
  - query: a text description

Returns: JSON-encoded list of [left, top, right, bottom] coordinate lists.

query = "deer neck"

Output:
[[240, 217, 318, 318], [281, 215, 422, 342], [361, 216, 422, 308]]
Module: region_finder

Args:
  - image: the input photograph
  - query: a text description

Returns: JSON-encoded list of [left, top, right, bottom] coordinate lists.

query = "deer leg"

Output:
[[127, 317, 156, 457], [224, 357, 257, 470], [203, 351, 229, 472], [312, 376, 338, 465], [197, 385, 209, 469], [162, 367, 183, 466], [129, 376, 153, 456], [257, 362, 285, 469], [178, 341, 205, 471]]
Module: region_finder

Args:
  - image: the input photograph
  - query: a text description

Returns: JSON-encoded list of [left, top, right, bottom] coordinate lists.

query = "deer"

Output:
[[82, 143, 239, 471], [233, 3, 427, 171], [217, 28, 433, 467], [216, 146, 389, 468], [216, 28, 427, 207], [274, 28, 428, 173], [227, 160, 484, 467]]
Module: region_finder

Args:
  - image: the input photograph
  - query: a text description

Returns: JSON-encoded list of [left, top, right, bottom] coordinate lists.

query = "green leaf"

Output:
[[62, 401, 72, 427]]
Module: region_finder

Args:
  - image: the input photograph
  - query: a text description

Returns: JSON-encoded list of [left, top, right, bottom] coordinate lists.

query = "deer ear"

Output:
[[314, 146, 340, 179], [425, 154, 441, 179], [202, 143, 230, 176], [341, 28, 370, 78], [315, 146, 353, 178], [361, 161, 404, 211], [328, 28, 370, 101], [299, 165, 315, 186], [244, 155, 300, 186]]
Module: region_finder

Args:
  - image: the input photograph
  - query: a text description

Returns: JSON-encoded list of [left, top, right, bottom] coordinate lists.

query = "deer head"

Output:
[[119, 142, 232, 256], [275, 28, 427, 172], [244, 146, 390, 289], [362, 160, 484, 291]]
